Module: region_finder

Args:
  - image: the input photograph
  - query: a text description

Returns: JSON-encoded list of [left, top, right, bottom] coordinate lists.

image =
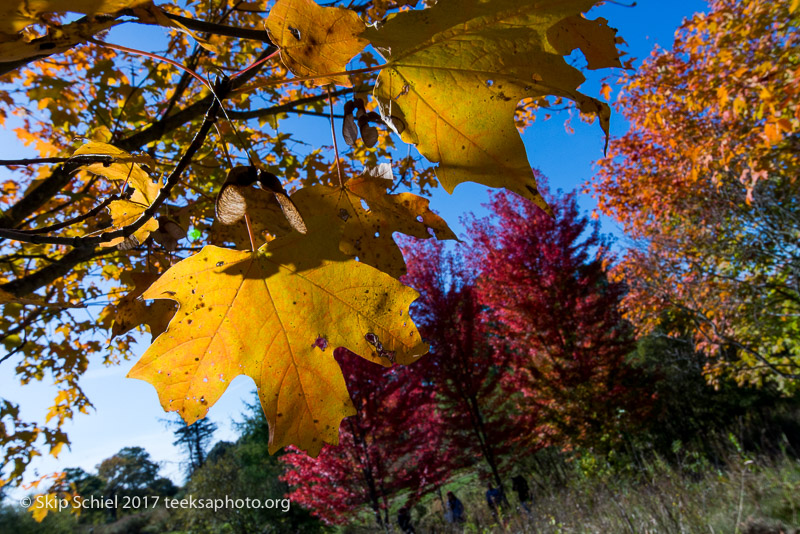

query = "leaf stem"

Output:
[[231, 49, 280, 80], [87, 36, 212, 93], [244, 213, 257, 252], [328, 87, 345, 189]]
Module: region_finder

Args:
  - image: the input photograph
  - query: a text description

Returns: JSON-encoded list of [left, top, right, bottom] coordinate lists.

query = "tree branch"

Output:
[[0, 92, 224, 248], [0, 157, 72, 166], [125, 9, 275, 44], [14, 193, 126, 235], [163, 11, 273, 43], [0, 247, 105, 297], [0, 155, 120, 230], [227, 88, 354, 121]]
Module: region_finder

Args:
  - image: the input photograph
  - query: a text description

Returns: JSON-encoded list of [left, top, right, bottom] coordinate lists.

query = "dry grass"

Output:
[[400, 455, 800, 534]]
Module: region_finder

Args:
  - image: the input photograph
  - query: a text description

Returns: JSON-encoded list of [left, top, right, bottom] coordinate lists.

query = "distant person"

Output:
[[398, 506, 416, 534], [511, 474, 532, 513], [446, 491, 466, 524], [485, 482, 507, 520]]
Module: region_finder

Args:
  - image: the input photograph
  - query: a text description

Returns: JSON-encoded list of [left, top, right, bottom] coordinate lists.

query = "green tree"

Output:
[[96, 446, 174, 519], [164, 415, 218, 476], [629, 326, 800, 461], [175, 402, 323, 534]]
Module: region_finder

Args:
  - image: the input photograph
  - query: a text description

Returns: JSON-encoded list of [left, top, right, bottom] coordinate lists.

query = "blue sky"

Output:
[[0, 0, 708, 498]]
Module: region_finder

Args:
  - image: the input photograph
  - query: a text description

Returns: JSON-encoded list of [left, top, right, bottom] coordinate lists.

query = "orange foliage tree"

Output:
[[592, 0, 800, 390], [0, 0, 622, 489]]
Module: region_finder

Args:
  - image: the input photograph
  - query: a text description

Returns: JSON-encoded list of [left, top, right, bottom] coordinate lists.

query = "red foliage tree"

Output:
[[280, 349, 447, 531], [465, 186, 650, 452], [401, 239, 516, 489]]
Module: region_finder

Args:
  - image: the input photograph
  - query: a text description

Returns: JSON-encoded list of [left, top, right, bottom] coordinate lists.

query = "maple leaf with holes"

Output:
[[128, 219, 427, 455]]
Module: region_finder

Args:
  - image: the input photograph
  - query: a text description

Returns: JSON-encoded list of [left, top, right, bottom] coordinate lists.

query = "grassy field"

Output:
[[339, 453, 800, 534]]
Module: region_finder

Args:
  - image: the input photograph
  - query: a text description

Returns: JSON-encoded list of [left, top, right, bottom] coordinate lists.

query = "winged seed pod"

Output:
[[342, 100, 358, 146], [256, 171, 308, 234], [215, 166, 256, 225], [215, 167, 307, 234], [358, 114, 379, 147], [342, 114, 358, 146]]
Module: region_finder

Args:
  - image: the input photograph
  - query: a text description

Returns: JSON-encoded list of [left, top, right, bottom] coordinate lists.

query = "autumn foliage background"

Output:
[[1, 0, 800, 532]]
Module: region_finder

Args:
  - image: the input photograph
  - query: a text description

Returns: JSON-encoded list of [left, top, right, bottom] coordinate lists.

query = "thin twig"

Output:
[[88, 36, 213, 92], [231, 49, 280, 79], [237, 64, 386, 94], [157, 45, 205, 122], [114, 48, 280, 152], [244, 213, 257, 252], [14, 192, 128, 235]]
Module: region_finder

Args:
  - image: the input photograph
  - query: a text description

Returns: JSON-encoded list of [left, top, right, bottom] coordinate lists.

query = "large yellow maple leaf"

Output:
[[128, 221, 427, 455], [364, 0, 621, 213]]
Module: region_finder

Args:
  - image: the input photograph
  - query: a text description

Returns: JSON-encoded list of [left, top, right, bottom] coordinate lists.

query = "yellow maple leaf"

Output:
[[128, 220, 428, 455], [365, 0, 620, 213], [71, 141, 162, 248], [265, 0, 367, 86], [99, 200, 157, 248], [71, 141, 155, 189]]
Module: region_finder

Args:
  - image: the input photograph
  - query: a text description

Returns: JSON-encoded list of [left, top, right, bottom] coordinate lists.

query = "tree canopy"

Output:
[[0, 0, 622, 488]]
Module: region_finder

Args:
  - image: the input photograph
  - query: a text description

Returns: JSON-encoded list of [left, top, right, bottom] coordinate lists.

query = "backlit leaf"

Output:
[[265, 0, 368, 86], [0, 0, 148, 36], [365, 0, 619, 213], [72, 142, 161, 248], [127, 221, 427, 455]]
